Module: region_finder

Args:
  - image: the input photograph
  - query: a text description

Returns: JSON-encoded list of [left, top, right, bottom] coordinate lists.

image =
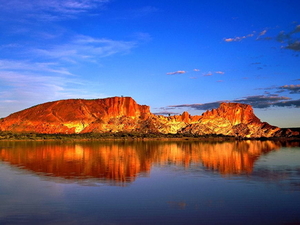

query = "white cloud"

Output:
[[32, 35, 136, 62], [0, 70, 106, 116], [166, 71, 187, 75], [256, 29, 268, 40], [203, 72, 213, 76], [224, 33, 254, 42], [259, 29, 267, 36], [0, 0, 110, 21], [0, 60, 73, 75]]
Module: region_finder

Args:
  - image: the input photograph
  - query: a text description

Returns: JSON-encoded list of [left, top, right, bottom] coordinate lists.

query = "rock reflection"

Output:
[[0, 140, 284, 184], [199, 141, 280, 175]]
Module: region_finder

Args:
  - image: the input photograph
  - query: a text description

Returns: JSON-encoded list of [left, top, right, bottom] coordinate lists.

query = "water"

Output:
[[0, 140, 299, 224]]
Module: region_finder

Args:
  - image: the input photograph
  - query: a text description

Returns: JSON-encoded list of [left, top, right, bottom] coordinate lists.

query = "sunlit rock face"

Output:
[[0, 97, 297, 138], [179, 103, 291, 138], [0, 97, 151, 134]]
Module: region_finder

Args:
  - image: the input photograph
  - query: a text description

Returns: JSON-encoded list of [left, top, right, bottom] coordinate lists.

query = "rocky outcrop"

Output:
[[179, 103, 288, 138], [0, 97, 151, 134], [0, 97, 298, 138]]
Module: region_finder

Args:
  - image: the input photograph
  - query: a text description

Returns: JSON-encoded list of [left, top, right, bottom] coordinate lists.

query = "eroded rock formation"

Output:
[[0, 96, 298, 138], [0, 97, 151, 134]]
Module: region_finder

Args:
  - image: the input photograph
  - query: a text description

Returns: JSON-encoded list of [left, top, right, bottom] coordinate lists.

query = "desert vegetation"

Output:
[[0, 131, 298, 141]]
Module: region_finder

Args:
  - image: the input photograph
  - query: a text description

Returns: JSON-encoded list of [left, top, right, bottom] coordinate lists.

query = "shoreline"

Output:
[[0, 132, 299, 142]]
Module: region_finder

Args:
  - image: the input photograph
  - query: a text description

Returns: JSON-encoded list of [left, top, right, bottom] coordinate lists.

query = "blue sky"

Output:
[[0, 0, 300, 127]]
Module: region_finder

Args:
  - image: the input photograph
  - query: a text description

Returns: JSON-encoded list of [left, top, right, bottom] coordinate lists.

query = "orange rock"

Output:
[[0, 97, 297, 138], [0, 97, 151, 134]]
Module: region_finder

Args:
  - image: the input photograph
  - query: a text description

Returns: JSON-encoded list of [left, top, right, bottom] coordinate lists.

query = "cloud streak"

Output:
[[276, 24, 300, 52], [169, 93, 300, 111], [0, 69, 106, 116], [233, 95, 291, 108], [224, 33, 254, 42], [224, 29, 271, 43], [169, 101, 224, 111], [285, 41, 300, 51], [32, 35, 136, 63], [0, 0, 110, 21], [166, 71, 186, 75], [278, 84, 300, 94], [224, 25, 300, 53], [203, 72, 213, 76], [256, 29, 268, 40], [0, 60, 73, 75]]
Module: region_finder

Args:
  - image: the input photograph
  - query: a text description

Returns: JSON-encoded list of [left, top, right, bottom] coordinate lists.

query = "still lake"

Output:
[[0, 140, 300, 225]]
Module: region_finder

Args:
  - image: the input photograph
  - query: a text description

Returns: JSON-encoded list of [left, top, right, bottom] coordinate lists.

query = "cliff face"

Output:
[[0, 97, 151, 134], [179, 103, 285, 138], [0, 97, 297, 138]]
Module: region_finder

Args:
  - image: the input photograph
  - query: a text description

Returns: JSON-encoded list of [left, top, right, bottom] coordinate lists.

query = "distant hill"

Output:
[[284, 127, 300, 132], [0, 96, 298, 138]]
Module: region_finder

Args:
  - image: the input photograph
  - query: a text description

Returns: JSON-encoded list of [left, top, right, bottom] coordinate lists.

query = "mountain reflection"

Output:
[[0, 140, 284, 183]]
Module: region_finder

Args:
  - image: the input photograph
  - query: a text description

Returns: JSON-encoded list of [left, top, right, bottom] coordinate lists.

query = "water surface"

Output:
[[0, 140, 299, 224]]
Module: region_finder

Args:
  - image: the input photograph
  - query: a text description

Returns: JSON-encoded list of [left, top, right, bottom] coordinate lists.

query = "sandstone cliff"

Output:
[[0, 97, 298, 138], [179, 103, 289, 138], [0, 97, 151, 134]]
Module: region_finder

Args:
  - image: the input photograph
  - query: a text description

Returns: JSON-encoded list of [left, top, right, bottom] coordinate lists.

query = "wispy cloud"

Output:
[[272, 99, 300, 107], [259, 29, 267, 36], [32, 35, 136, 63], [169, 101, 225, 111], [0, 60, 73, 75], [233, 95, 291, 108], [0, 56, 108, 115], [256, 29, 268, 40], [278, 84, 300, 94], [0, 72, 70, 103], [285, 41, 300, 51], [224, 25, 300, 53], [215, 71, 225, 74], [224, 29, 269, 42], [291, 25, 300, 34], [153, 108, 179, 116], [169, 92, 300, 111], [203, 72, 213, 76], [166, 71, 186, 75], [0, 69, 106, 116], [224, 33, 254, 42], [0, 0, 110, 21], [276, 24, 300, 51], [259, 84, 300, 95]]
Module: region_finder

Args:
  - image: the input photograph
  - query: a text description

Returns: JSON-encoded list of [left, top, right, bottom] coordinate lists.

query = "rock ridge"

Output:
[[0, 96, 298, 138]]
